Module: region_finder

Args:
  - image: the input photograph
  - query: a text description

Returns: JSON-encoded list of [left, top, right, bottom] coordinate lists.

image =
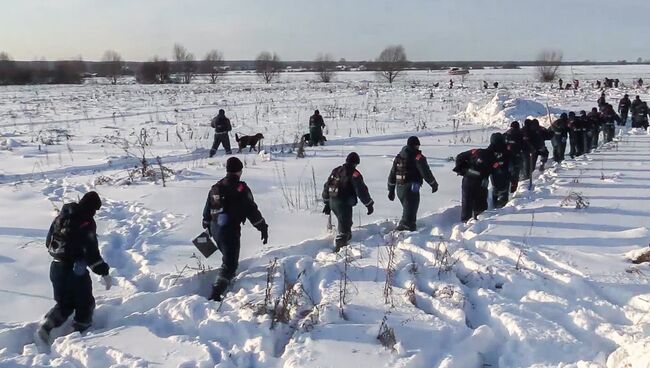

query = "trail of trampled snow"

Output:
[[1, 132, 649, 367]]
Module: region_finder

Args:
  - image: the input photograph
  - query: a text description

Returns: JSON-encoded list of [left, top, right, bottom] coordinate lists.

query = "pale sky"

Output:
[[2, 0, 649, 62]]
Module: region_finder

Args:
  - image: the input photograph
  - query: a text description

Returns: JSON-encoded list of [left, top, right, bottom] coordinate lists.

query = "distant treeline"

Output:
[[0, 56, 648, 86]]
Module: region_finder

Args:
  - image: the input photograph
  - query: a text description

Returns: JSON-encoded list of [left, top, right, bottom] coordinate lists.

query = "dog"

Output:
[[302, 133, 327, 147], [235, 133, 264, 153]]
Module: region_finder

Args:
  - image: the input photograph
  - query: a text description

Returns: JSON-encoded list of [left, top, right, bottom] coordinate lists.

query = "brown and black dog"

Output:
[[235, 133, 264, 153]]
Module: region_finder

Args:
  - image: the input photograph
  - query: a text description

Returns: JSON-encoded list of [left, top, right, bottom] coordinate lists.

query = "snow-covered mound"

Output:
[[464, 93, 563, 126], [0, 137, 22, 151]]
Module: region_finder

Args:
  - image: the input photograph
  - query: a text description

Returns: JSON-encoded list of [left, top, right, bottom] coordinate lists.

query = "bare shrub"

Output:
[[314, 53, 336, 83], [560, 191, 590, 209], [376, 45, 408, 84], [271, 270, 304, 329], [101, 50, 123, 85], [255, 51, 281, 84], [203, 50, 225, 84], [377, 314, 397, 351], [537, 49, 563, 82], [383, 232, 399, 306]]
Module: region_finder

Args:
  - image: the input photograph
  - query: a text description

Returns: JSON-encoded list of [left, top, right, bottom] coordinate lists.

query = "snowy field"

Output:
[[0, 67, 649, 367]]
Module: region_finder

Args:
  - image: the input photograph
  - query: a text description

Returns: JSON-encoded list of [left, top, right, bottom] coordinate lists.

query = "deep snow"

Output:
[[0, 68, 649, 367]]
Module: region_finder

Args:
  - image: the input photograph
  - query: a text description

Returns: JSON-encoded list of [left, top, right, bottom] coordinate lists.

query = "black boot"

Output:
[[210, 276, 230, 301]]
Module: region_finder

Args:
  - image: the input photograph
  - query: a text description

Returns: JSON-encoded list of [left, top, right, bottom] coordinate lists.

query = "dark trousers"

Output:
[[309, 127, 324, 146], [534, 148, 549, 170], [510, 154, 522, 192], [331, 199, 353, 247], [210, 222, 241, 281], [591, 128, 600, 149], [620, 110, 628, 126], [603, 124, 615, 143], [461, 176, 488, 222], [585, 131, 594, 153], [521, 151, 533, 180], [551, 135, 566, 163], [570, 131, 585, 157], [397, 184, 420, 230], [43, 261, 95, 332], [491, 171, 510, 209], [210, 133, 231, 156]]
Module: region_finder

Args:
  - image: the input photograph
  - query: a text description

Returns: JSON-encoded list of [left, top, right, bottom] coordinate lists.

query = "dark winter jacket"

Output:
[[203, 174, 266, 232], [551, 117, 570, 137], [211, 114, 232, 134], [453, 148, 497, 179], [322, 164, 373, 207], [503, 127, 524, 156], [388, 146, 437, 191], [46, 203, 106, 274], [309, 114, 325, 129], [618, 97, 631, 113]]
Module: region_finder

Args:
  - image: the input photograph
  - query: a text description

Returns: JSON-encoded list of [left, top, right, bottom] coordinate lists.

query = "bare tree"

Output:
[[314, 53, 336, 83], [255, 51, 281, 84], [101, 50, 123, 85], [376, 45, 408, 84], [173, 43, 196, 84], [136, 56, 171, 84], [203, 50, 225, 84], [537, 49, 563, 82]]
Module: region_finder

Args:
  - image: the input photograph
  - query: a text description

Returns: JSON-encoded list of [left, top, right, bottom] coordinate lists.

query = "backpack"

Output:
[[208, 182, 228, 216], [393, 154, 417, 185], [326, 166, 352, 199], [48, 203, 85, 261]]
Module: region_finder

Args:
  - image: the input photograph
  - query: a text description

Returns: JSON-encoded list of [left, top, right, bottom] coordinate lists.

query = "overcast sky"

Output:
[[2, 0, 650, 62]]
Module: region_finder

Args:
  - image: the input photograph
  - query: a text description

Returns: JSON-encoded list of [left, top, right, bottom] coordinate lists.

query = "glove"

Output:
[[202, 220, 209, 229], [388, 191, 395, 201], [260, 225, 269, 245], [323, 203, 331, 215], [91, 261, 110, 276], [366, 204, 374, 215], [100, 275, 113, 291], [431, 182, 439, 193]]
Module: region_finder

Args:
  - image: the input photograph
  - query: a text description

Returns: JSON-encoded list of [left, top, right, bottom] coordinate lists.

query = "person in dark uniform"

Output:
[[453, 137, 501, 222], [568, 111, 586, 158], [309, 110, 326, 146], [202, 157, 268, 301], [489, 133, 512, 209], [322, 152, 374, 251], [587, 107, 602, 149], [579, 110, 593, 153], [37, 191, 110, 343], [387, 136, 439, 231], [601, 104, 621, 143], [503, 121, 524, 193], [597, 93, 607, 109], [550, 113, 569, 163], [209, 109, 233, 157], [531, 119, 550, 172], [631, 96, 644, 128], [520, 119, 535, 181], [618, 94, 631, 126]]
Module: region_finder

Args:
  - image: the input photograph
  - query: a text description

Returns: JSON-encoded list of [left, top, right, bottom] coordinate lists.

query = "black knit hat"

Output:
[[407, 136, 421, 147], [79, 191, 102, 211], [346, 152, 360, 165], [226, 157, 244, 173], [510, 121, 520, 129]]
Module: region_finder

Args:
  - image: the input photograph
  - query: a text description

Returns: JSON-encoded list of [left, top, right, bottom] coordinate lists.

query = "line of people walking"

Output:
[[37, 96, 642, 340]]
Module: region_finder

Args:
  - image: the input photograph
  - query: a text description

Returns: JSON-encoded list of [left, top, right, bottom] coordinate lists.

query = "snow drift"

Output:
[[464, 93, 564, 127]]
